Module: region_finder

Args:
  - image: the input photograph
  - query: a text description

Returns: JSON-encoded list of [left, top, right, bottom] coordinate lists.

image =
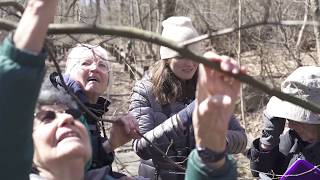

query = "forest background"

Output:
[[1, 0, 320, 179]]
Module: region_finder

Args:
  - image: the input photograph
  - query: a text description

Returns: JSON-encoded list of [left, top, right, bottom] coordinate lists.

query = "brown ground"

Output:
[[101, 49, 318, 179]]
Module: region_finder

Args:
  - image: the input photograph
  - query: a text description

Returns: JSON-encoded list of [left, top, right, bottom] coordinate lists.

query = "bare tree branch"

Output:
[[181, 20, 320, 46], [296, 0, 309, 49], [0, 19, 17, 31], [2, 19, 320, 117], [0, 1, 24, 14], [311, 0, 320, 61], [237, 0, 247, 130], [65, 0, 78, 17]]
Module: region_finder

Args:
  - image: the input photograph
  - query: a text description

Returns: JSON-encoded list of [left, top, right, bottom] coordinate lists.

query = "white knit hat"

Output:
[[160, 16, 200, 60], [265, 66, 320, 124]]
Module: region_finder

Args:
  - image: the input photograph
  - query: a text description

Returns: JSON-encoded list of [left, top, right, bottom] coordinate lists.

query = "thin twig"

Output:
[[296, 0, 309, 49], [181, 20, 320, 46], [0, 1, 24, 14], [2, 20, 320, 117], [65, 0, 78, 17], [238, 0, 247, 130], [136, 131, 185, 171]]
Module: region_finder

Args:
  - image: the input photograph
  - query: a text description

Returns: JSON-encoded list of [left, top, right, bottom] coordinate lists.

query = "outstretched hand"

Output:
[[193, 51, 245, 152], [14, 0, 58, 52], [108, 113, 140, 150]]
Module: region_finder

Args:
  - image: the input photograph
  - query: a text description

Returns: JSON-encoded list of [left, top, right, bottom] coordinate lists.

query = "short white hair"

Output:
[[65, 44, 114, 99]]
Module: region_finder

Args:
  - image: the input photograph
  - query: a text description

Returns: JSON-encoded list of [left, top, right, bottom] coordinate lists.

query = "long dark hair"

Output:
[[150, 59, 197, 105]]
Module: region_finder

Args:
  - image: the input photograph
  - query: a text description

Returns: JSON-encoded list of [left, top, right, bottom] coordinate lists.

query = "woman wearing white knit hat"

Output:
[[129, 16, 247, 180]]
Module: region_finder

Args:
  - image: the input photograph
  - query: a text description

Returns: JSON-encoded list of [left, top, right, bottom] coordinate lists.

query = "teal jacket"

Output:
[[186, 150, 237, 180], [0, 37, 46, 180], [0, 36, 236, 180]]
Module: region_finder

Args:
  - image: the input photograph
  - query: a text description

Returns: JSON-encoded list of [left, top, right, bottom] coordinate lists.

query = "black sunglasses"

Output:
[[34, 108, 82, 123]]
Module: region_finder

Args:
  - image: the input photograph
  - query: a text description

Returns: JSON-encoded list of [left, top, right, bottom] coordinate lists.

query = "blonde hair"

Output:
[[65, 44, 114, 99]]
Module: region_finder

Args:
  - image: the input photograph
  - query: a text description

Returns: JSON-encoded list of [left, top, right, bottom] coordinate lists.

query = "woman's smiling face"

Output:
[[32, 104, 91, 167], [169, 57, 198, 80]]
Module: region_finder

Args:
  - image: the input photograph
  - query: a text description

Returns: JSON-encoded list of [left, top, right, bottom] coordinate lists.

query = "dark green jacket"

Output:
[[185, 150, 237, 180], [0, 37, 46, 180]]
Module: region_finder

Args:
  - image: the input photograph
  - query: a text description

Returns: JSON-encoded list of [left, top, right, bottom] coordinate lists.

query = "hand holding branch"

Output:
[[193, 51, 245, 167]]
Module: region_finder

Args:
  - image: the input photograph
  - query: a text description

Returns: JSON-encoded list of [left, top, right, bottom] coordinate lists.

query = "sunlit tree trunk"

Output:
[[311, 0, 320, 61], [162, 0, 176, 21]]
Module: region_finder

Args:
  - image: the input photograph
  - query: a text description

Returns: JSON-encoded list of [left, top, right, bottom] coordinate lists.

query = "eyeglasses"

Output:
[[34, 108, 82, 123], [79, 59, 110, 72]]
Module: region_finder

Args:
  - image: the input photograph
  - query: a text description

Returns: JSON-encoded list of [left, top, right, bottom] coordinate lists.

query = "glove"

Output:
[[50, 72, 88, 103], [247, 138, 278, 177], [259, 111, 286, 149], [260, 96, 286, 149], [177, 100, 195, 128]]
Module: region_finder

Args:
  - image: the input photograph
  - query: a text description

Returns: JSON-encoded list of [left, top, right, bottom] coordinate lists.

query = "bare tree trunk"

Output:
[[95, 0, 101, 24], [237, 0, 247, 130], [130, 0, 134, 27], [136, 0, 156, 60], [149, 1, 153, 32], [311, 0, 320, 61], [136, 0, 145, 29], [296, 0, 309, 59], [59, 0, 64, 23], [77, 1, 81, 23], [155, 0, 162, 33], [105, 0, 113, 23], [261, 0, 271, 22], [229, 0, 238, 26], [119, 0, 125, 25], [161, 0, 176, 21]]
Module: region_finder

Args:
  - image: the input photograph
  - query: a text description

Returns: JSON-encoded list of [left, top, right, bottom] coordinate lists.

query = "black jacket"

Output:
[[50, 72, 115, 169], [248, 129, 320, 177]]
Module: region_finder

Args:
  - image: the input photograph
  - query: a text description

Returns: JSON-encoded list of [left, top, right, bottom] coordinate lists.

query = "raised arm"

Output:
[[14, 0, 57, 52], [0, 0, 57, 179], [186, 52, 244, 180]]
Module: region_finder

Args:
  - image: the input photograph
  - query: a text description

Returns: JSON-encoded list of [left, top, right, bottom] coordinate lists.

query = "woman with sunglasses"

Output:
[[0, 0, 136, 179], [31, 81, 92, 180], [0, 0, 84, 180]]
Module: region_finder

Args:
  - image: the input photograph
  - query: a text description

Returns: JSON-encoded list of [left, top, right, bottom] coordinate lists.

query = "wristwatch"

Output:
[[197, 146, 227, 163]]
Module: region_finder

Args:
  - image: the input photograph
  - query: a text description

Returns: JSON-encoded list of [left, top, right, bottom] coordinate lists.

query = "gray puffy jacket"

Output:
[[129, 76, 247, 179]]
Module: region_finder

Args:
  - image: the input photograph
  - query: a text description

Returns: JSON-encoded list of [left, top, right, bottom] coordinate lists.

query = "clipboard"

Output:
[[280, 159, 320, 180]]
